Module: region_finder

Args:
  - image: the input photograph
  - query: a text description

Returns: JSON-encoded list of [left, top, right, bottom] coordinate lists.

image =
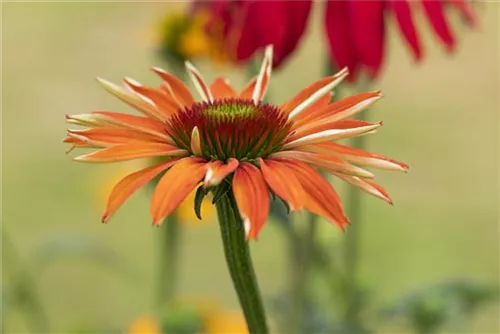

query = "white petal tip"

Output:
[[124, 77, 141, 87], [243, 217, 251, 238]]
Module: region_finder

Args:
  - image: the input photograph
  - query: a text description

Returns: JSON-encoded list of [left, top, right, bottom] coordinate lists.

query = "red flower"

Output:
[[197, 0, 477, 80]]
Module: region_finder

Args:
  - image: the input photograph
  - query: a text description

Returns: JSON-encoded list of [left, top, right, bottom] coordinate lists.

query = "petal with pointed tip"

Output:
[[151, 67, 195, 107], [232, 162, 270, 240], [73, 143, 188, 163], [102, 158, 181, 223], [284, 68, 349, 120], [96, 77, 161, 120], [185, 61, 213, 102], [150, 157, 207, 224], [252, 45, 273, 103], [334, 173, 393, 204], [258, 158, 303, 211], [210, 77, 237, 99]]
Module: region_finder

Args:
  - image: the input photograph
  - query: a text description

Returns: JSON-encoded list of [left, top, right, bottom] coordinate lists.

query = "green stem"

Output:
[[215, 192, 269, 334], [289, 213, 318, 333], [342, 112, 367, 325], [157, 212, 181, 309]]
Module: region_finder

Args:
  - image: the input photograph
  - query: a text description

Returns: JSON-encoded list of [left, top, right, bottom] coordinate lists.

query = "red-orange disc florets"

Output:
[[167, 98, 292, 161]]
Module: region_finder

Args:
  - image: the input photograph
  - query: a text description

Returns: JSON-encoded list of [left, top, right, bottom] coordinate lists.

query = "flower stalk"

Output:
[[157, 212, 181, 309], [215, 190, 269, 334]]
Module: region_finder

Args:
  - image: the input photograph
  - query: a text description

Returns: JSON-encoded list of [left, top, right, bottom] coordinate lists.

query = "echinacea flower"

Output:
[[64, 45, 407, 240], [196, 0, 476, 80]]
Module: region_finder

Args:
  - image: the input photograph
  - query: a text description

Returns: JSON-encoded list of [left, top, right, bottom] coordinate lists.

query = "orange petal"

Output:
[[67, 127, 163, 147], [288, 119, 380, 143], [150, 157, 208, 224], [210, 77, 237, 99], [239, 77, 257, 100], [204, 158, 239, 187], [283, 122, 382, 149], [282, 68, 349, 119], [274, 158, 349, 229], [124, 78, 179, 119], [232, 162, 270, 240], [252, 45, 273, 103], [151, 67, 195, 108], [102, 158, 181, 223], [96, 77, 162, 121], [185, 61, 213, 102], [291, 92, 333, 127], [334, 173, 393, 204], [73, 143, 188, 163], [270, 151, 374, 178], [296, 142, 409, 172], [257, 158, 303, 212], [293, 91, 381, 130]]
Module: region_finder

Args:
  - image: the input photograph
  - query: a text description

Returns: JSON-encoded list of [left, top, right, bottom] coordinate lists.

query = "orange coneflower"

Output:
[[64, 45, 407, 240]]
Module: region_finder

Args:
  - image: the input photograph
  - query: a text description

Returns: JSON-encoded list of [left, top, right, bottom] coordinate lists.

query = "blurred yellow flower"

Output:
[[127, 315, 161, 334], [156, 9, 229, 65], [203, 310, 248, 334]]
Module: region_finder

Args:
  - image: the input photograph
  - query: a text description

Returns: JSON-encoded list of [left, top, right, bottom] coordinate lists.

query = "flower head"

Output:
[[64, 45, 407, 240], [197, 0, 476, 80]]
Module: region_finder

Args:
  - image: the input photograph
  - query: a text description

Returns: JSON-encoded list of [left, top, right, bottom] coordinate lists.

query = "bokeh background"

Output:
[[2, 2, 499, 333]]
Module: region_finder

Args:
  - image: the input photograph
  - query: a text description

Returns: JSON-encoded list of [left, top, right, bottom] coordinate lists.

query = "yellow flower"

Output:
[[156, 9, 229, 65], [203, 310, 248, 334], [127, 315, 161, 334]]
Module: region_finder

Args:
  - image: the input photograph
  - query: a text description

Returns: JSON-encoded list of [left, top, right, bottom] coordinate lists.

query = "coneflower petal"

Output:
[[239, 77, 257, 99], [67, 128, 162, 145], [291, 92, 333, 126], [283, 122, 382, 150], [296, 142, 409, 172], [151, 157, 208, 225], [275, 158, 349, 229], [252, 45, 273, 104], [124, 77, 178, 119], [96, 77, 163, 121], [270, 151, 375, 179], [289, 119, 380, 143], [210, 77, 238, 99], [73, 143, 188, 163], [285, 68, 349, 120], [204, 158, 239, 187], [449, 0, 477, 27], [102, 158, 181, 223], [233, 162, 270, 240], [348, 0, 385, 78], [151, 66, 195, 108], [391, 0, 423, 61], [293, 91, 382, 130], [185, 61, 214, 102], [333, 173, 393, 204], [190, 126, 202, 156], [422, 0, 455, 51], [258, 158, 303, 212]]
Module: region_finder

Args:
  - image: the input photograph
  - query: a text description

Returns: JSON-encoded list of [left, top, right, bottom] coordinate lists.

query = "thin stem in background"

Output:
[[343, 109, 368, 326], [2, 229, 50, 333], [157, 213, 180, 309], [215, 191, 269, 334]]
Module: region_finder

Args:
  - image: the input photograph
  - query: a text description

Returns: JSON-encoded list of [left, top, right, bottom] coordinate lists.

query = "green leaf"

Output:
[[193, 186, 207, 220]]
